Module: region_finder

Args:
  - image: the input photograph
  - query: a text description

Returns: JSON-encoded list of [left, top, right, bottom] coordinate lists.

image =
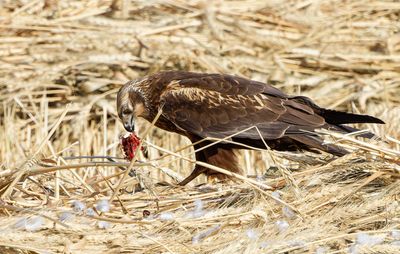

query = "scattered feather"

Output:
[[72, 200, 86, 213], [276, 220, 289, 232], [256, 175, 265, 182], [97, 221, 110, 229], [14, 218, 28, 230], [143, 215, 155, 221], [159, 212, 174, 221], [288, 240, 306, 248], [86, 208, 96, 217], [307, 178, 322, 187], [392, 230, 400, 240], [96, 200, 110, 213], [246, 229, 258, 240], [25, 217, 44, 232], [271, 191, 281, 200], [348, 244, 358, 254], [356, 232, 386, 246], [59, 212, 74, 223], [15, 217, 44, 232], [282, 206, 296, 219], [194, 199, 203, 212], [186, 199, 205, 218], [316, 246, 327, 254], [192, 225, 221, 244], [271, 191, 281, 204]]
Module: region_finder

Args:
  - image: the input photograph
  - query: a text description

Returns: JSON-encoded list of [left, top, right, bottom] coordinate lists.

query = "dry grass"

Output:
[[0, 0, 399, 253]]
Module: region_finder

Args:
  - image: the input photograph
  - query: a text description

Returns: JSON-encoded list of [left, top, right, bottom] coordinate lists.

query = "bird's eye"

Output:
[[122, 109, 132, 115]]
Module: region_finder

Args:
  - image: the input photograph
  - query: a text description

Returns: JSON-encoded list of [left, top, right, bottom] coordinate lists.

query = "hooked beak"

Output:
[[123, 116, 135, 132]]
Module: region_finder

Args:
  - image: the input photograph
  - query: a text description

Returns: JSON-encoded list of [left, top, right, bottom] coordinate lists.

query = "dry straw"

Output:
[[0, 0, 399, 253]]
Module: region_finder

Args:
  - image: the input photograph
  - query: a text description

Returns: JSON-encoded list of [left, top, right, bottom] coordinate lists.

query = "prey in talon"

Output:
[[120, 133, 143, 161]]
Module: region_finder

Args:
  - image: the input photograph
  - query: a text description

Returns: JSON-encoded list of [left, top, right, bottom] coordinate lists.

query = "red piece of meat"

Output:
[[120, 133, 143, 161]]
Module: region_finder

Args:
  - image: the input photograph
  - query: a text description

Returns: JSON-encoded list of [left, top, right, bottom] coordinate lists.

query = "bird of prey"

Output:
[[116, 71, 384, 185]]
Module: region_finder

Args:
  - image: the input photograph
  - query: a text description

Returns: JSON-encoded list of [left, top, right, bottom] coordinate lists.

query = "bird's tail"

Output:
[[321, 109, 385, 125], [291, 96, 385, 125], [284, 97, 385, 156]]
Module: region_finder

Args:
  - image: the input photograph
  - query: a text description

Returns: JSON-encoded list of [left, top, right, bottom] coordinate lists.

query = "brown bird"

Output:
[[116, 71, 384, 185]]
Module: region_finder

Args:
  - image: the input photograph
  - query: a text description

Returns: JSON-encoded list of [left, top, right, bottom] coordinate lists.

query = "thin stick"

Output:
[[55, 158, 60, 200], [1, 162, 148, 179]]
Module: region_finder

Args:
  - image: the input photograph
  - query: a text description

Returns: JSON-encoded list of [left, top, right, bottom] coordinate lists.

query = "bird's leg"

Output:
[[178, 143, 207, 186], [178, 164, 207, 186], [179, 145, 244, 186], [203, 148, 243, 184]]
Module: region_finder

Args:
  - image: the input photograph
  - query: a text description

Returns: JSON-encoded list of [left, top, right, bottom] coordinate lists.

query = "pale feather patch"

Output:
[[134, 103, 146, 117], [260, 94, 268, 99], [159, 80, 182, 98], [184, 88, 205, 99], [253, 95, 265, 108], [167, 80, 181, 90]]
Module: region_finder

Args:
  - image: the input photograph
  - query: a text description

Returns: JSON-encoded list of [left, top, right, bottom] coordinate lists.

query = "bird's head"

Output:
[[117, 81, 149, 133]]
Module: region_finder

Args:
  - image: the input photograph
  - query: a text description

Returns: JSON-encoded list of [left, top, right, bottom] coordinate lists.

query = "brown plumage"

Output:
[[116, 71, 384, 185]]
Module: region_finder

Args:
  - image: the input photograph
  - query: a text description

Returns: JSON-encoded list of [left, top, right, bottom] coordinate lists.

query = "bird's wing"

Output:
[[159, 76, 326, 140], [173, 72, 288, 97]]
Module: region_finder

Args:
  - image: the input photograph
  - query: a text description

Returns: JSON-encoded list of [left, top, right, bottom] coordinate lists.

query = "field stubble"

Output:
[[0, 0, 399, 253]]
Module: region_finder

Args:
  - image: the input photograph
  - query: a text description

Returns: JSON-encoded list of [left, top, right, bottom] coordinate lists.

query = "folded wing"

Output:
[[160, 77, 326, 142]]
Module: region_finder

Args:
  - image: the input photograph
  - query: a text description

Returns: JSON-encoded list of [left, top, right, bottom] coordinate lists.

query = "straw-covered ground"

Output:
[[0, 0, 399, 253]]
